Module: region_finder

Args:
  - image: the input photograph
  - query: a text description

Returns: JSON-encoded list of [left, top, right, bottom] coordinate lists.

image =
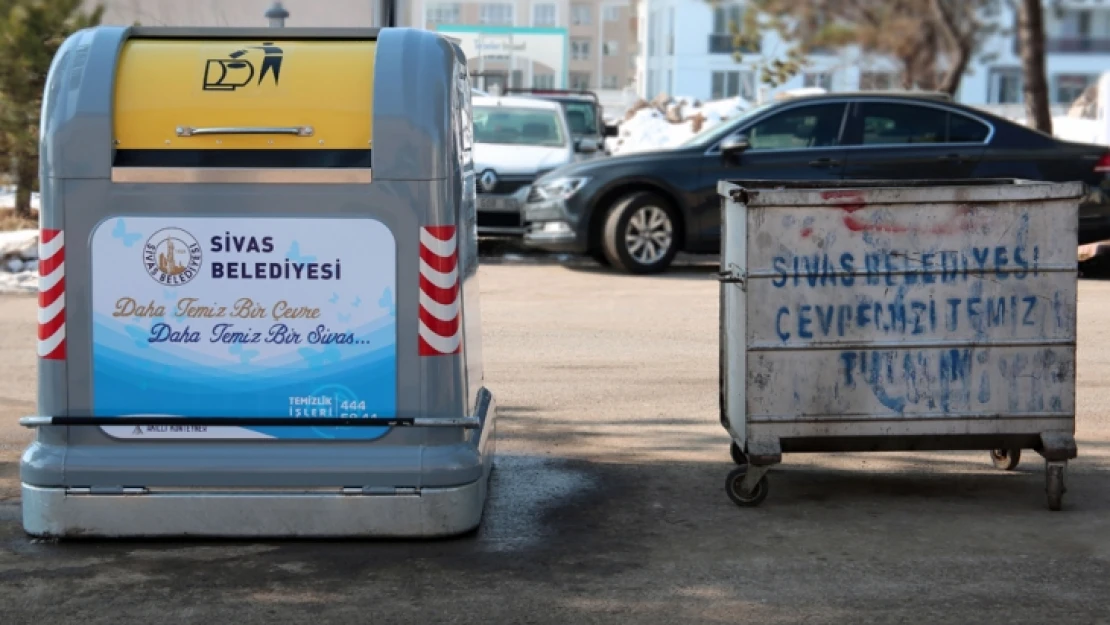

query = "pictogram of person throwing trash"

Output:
[[228, 42, 284, 86]]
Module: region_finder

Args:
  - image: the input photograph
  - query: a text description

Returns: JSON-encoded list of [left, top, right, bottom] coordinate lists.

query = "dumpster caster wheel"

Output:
[[990, 448, 1021, 471], [729, 441, 748, 466], [1046, 462, 1066, 511], [725, 467, 768, 507]]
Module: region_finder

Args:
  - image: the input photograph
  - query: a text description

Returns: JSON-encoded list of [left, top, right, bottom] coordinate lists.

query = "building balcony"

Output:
[[1049, 37, 1110, 53], [1015, 36, 1110, 54], [707, 33, 760, 54]]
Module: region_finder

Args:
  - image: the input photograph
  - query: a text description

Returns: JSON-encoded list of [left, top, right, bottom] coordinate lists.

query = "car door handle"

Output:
[[808, 158, 841, 168], [937, 153, 966, 162]]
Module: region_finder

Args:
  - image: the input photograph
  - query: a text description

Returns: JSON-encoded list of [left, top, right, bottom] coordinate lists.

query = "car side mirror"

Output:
[[604, 123, 619, 137], [577, 138, 600, 153], [720, 134, 750, 155]]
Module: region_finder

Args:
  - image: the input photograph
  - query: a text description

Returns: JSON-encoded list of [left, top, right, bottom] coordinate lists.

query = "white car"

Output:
[[471, 95, 600, 236]]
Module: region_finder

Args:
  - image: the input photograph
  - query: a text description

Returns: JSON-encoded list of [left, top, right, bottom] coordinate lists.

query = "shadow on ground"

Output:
[[3, 446, 1108, 624]]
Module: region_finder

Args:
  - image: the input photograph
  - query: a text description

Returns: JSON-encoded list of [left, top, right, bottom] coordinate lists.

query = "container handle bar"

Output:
[[176, 126, 315, 138], [19, 415, 479, 428]]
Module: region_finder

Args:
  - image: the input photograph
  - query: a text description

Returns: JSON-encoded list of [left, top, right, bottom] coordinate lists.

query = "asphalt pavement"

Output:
[[1, 252, 1109, 624]]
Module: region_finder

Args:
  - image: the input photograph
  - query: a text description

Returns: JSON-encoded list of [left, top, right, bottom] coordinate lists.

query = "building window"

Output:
[[571, 38, 591, 60], [710, 70, 755, 100], [803, 72, 832, 90], [532, 3, 557, 27], [988, 67, 1023, 104], [479, 3, 513, 25], [426, 2, 460, 24], [479, 72, 509, 93], [570, 72, 591, 90], [603, 40, 619, 56], [859, 71, 897, 91], [572, 3, 591, 25], [1054, 73, 1098, 104], [713, 3, 744, 33], [603, 75, 620, 89], [603, 5, 621, 21], [667, 7, 675, 54], [708, 3, 753, 54], [533, 74, 556, 89], [1051, 8, 1093, 38]]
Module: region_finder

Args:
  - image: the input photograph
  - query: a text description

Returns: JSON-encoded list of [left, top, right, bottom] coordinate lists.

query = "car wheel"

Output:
[[601, 192, 679, 274]]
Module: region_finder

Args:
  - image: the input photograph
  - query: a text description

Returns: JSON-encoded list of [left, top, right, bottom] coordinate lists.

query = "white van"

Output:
[[472, 95, 600, 236]]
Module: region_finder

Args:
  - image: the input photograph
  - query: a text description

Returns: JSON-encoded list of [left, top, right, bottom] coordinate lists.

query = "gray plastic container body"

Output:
[[21, 26, 495, 537]]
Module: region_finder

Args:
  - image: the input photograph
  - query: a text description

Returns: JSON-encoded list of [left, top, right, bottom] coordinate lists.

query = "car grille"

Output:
[[477, 174, 534, 196]]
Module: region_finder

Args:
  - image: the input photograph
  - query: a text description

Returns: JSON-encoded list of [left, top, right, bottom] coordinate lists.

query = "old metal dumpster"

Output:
[[717, 179, 1082, 511], [19, 25, 495, 537]]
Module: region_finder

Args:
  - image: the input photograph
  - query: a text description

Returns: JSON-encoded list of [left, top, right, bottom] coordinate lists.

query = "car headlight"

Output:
[[528, 177, 590, 203]]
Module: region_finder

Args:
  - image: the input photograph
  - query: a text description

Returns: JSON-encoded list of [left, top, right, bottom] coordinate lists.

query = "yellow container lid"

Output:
[[113, 38, 375, 150]]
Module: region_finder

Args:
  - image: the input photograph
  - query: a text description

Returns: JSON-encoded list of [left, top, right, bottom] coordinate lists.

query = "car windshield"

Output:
[[562, 101, 599, 136], [677, 101, 776, 147], [473, 106, 566, 147]]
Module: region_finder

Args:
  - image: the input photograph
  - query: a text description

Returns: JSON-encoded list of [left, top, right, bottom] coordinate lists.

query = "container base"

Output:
[[21, 471, 492, 538]]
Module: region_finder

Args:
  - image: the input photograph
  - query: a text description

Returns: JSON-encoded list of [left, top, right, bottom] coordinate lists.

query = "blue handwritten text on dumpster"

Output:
[[762, 238, 1072, 415]]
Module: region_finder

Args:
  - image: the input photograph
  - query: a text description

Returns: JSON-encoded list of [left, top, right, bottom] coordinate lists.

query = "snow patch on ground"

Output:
[[0, 186, 41, 211], [1036, 116, 1103, 145], [0, 229, 38, 258], [0, 228, 39, 294], [0, 269, 39, 294], [608, 96, 753, 155]]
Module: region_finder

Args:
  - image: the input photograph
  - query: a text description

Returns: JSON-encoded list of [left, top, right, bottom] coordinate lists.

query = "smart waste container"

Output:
[[20, 26, 495, 537], [717, 179, 1082, 511]]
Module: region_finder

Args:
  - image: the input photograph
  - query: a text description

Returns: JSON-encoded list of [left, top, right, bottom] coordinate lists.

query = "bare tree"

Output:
[[716, 0, 1004, 96], [1016, 0, 1052, 133]]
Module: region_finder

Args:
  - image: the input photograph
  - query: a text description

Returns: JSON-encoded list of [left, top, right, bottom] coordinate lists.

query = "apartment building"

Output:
[[974, 4, 1110, 106], [87, 0, 377, 28], [637, 0, 1110, 108], [636, 0, 843, 102], [412, 0, 637, 92], [82, 1, 633, 93]]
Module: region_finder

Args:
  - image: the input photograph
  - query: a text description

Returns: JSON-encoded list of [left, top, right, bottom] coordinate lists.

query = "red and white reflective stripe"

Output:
[[418, 226, 460, 356], [38, 229, 66, 360]]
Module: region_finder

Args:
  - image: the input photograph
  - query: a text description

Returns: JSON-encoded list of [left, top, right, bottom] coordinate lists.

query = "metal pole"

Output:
[[478, 33, 486, 86], [508, 34, 515, 89], [377, 0, 396, 27]]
